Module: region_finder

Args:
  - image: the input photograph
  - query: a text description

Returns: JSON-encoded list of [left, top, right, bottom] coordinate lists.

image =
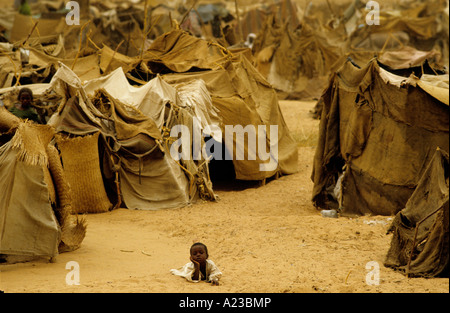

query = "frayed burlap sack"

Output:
[[46, 143, 87, 252], [10, 121, 55, 167], [46, 143, 73, 217], [56, 132, 112, 213], [59, 215, 87, 253], [8, 121, 57, 204]]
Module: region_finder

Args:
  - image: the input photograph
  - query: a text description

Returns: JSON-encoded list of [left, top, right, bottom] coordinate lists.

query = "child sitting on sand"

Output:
[[171, 242, 222, 285]]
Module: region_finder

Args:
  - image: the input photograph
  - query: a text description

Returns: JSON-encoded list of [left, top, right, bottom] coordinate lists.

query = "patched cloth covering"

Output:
[[0, 139, 60, 258], [0, 118, 87, 259], [312, 59, 449, 216], [384, 148, 449, 278]]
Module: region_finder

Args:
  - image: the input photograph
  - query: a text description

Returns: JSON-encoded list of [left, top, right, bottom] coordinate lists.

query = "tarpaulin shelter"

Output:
[[384, 148, 448, 278], [141, 29, 298, 181], [0, 105, 86, 262], [253, 15, 342, 100], [346, 1, 449, 69], [312, 59, 449, 216], [311, 47, 447, 120], [45, 63, 215, 211], [83, 66, 218, 209], [1, 26, 298, 214]]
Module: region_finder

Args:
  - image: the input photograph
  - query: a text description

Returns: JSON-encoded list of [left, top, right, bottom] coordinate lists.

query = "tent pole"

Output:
[[235, 0, 244, 43], [180, 0, 199, 26]]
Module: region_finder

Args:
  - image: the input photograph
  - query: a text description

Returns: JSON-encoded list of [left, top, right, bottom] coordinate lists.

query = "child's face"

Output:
[[19, 93, 32, 107], [190, 245, 207, 265]]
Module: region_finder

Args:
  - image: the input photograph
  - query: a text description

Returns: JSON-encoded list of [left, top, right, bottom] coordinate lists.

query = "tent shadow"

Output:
[[209, 158, 261, 192]]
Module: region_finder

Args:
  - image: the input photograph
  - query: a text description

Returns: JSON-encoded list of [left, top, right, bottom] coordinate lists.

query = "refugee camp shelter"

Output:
[[253, 14, 342, 100], [0, 105, 86, 262], [44, 63, 217, 211], [312, 58, 449, 217], [346, 0, 449, 70], [385, 147, 448, 278], [139, 29, 299, 181]]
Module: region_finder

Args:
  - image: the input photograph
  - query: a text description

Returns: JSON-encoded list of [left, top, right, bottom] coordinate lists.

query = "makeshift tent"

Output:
[[253, 15, 342, 100], [37, 60, 220, 211], [1, 25, 298, 212], [142, 29, 298, 180], [312, 59, 449, 216], [81, 66, 217, 209], [43, 64, 195, 211], [345, 1, 449, 69], [384, 148, 448, 278], [0, 107, 86, 262], [311, 50, 447, 120]]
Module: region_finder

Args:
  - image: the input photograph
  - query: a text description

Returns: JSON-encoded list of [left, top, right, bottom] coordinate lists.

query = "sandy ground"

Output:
[[0, 100, 448, 294]]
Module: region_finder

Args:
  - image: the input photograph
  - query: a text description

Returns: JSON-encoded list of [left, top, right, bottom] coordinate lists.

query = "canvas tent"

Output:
[[1, 27, 298, 215], [384, 147, 448, 278], [312, 59, 449, 216], [253, 14, 342, 100], [311, 49, 447, 119], [44, 63, 216, 211], [0, 106, 86, 262], [345, 0, 449, 69], [142, 29, 298, 180]]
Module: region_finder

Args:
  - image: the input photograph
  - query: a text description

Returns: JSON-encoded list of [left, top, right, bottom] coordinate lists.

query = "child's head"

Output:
[[190, 242, 208, 265], [18, 88, 33, 108]]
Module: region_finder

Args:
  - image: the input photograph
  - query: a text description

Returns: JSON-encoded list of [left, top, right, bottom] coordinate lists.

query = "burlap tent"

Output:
[[0, 106, 86, 262], [141, 29, 298, 181], [81, 66, 218, 209], [0, 10, 104, 88], [253, 14, 342, 100], [384, 148, 448, 278], [44, 63, 208, 211], [312, 59, 449, 216], [346, 0, 449, 69], [1, 26, 297, 211], [311, 49, 447, 119]]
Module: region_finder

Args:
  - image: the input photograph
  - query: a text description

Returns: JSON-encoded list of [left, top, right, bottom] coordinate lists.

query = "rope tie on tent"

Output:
[[110, 154, 122, 209], [162, 124, 198, 200]]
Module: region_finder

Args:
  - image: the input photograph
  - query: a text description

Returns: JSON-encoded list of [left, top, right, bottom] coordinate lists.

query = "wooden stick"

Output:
[[87, 35, 101, 50], [180, 0, 199, 25], [235, 0, 243, 43], [325, 0, 336, 17], [104, 39, 124, 74], [380, 32, 391, 54], [21, 20, 39, 47], [140, 0, 149, 60], [71, 21, 91, 70]]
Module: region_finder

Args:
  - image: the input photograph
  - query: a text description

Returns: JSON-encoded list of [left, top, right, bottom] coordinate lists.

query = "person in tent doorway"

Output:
[[8, 87, 43, 124], [171, 242, 222, 285]]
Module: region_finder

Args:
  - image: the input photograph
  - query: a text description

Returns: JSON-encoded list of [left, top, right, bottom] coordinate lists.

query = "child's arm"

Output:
[[190, 256, 201, 281], [207, 260, 222, 286]]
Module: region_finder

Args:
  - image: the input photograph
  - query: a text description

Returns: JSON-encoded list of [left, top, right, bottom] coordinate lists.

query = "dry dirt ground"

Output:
[[0, 100, 448, 294]]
